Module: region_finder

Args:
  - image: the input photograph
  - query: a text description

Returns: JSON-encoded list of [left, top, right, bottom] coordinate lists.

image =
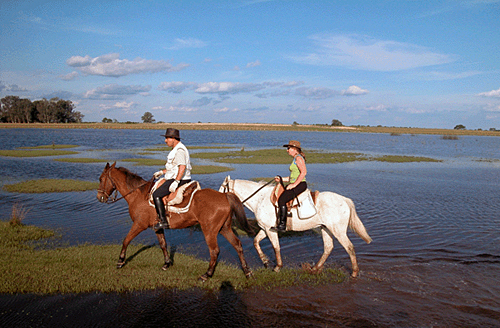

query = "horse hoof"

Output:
[[273, 265, 282, 273], [198, 274, 209, 282], [245, 271, 254, 279], [116, 262, 125, 269], [262, 261, 269, 269], [161, 261, 172, 271], [301, 263, 313, 272], [351, 271, 359, 278]]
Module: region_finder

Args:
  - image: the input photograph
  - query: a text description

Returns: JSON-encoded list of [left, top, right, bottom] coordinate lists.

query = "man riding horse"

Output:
[[152, 128, 192, 231]]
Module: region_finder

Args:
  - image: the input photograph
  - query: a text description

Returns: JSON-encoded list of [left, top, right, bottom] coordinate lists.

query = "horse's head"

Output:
[[219, 175, 232, 193], [97, 162, 117, 203]]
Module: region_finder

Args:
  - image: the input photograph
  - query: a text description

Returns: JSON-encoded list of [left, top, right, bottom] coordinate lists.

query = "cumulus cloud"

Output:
[[67, 53, 189, 77], [342, 85, 369, 96], [168, 38, 207, 50], [84, 84, 151, 99], [59, 71, 79, 81], [195, 82, 266, 95], [478, 88, 500, 98], [290, 34, 455, 71], [99, 101, 137, 112]]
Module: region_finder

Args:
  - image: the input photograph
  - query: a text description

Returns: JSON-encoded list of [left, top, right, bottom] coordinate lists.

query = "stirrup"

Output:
[[154, 221, 170, 231]]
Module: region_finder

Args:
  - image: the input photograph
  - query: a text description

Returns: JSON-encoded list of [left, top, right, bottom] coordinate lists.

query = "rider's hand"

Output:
[[169, 180, 179, 193], [154, 170, 164, 179]]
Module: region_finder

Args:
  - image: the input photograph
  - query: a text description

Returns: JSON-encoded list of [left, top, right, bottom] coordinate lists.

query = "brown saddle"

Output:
[[270, 184, 319, 211], [153, 180, 200, 208]]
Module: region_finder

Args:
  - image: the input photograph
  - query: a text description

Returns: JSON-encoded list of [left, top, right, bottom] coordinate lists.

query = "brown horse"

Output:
[[96, 162, 254, 281]]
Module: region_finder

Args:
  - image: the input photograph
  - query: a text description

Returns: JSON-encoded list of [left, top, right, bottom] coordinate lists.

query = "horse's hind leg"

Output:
[[253, 229, 270, 268], [117, 223, 144, 268], [266, 229, 283, 272], [305, 228, 334, 274], [220, 221, 253, 279], [336, 233, 359, 278], [155, 230, 172, 270]]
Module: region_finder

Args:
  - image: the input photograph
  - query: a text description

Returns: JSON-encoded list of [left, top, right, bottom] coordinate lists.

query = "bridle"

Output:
[[98, 169, 148, 204], [222, 178, 274, 203]]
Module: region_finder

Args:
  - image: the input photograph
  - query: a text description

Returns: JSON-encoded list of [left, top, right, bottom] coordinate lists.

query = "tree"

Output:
[[454, 124, 466, 130], [102, 117, 113, 123], [331, 119, 343, 127], [141, 111, 155, 123]]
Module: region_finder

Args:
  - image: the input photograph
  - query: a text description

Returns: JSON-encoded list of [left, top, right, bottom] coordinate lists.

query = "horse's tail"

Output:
[[344, 197, 372, 244], [226, 192, 255, 237]]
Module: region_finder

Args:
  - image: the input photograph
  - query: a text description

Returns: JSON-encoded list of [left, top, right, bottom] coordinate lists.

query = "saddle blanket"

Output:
[[148, 179, 201, 214]]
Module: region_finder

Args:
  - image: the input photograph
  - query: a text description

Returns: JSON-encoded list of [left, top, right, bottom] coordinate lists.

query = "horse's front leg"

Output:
[[253, 229, 270, 268], [155, 230, 172, 270], [117, 223, 144, 269], [266, 229, 283, 272]]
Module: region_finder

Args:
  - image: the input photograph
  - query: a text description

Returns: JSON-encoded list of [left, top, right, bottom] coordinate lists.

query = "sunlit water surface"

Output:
[[0, 128, 499, 327]]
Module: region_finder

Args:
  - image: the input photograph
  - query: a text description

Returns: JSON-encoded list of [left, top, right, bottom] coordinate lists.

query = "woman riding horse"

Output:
[[272, 140, 307, 232]]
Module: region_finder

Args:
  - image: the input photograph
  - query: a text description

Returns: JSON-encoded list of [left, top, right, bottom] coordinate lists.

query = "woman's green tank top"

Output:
[[289, 155, 306, 183]]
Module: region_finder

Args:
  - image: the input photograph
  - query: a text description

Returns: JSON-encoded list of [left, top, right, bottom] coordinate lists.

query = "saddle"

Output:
[[270, 184, 319, 212], [149, 179, 201, 214]]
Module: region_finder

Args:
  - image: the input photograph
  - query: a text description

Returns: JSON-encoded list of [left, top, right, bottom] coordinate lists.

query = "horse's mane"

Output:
[[117, 166, 149, 190]]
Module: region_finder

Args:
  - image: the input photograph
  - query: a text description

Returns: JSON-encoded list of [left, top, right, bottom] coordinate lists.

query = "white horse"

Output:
[[220, 176, 372, 277]]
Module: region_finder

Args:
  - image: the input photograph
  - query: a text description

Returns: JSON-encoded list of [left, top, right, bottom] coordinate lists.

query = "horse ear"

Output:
[[111, 162, 116, 168], [227, 175, 231, 181], [105, 162, 110, 169]]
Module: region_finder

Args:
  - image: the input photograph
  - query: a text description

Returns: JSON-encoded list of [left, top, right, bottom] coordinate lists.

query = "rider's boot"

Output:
[[271, 205, 288, 232], [153, 197, 170, 231]]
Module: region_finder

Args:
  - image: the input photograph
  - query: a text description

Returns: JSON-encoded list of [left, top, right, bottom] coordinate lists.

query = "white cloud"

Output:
[[478, 88, 500, 98], [84, 84, 151, 99], [195, 82, 265, 94], [158, 81, 196, 93], [168, 38, 207, 50], [214, 107, 239, 113], [290, 34, 456, 71], [59, 71, 79, 81], [99, 101, 137, 112], [246, 60, 261, 68], [342, 85, 369, 96], [295, 87, 339, 99], [67, 53, 189, 77]]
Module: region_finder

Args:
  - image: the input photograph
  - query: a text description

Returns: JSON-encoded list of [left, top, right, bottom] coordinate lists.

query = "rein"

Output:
[[240, 179, 275, 203]]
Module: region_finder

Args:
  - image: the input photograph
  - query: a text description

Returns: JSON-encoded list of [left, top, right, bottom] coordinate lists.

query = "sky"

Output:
[[1, 0, 499, 129]]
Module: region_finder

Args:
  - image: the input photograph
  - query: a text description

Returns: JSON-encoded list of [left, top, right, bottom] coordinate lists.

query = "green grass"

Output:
[[0, 149, 79, 157], [191, 149, 441, 164], [0, 220, 346, 294], [3, 179, 99, 193], [120, 158, 234, 174]]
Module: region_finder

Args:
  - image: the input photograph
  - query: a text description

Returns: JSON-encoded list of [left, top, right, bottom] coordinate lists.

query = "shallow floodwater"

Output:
[[0, 128, 499, 327]]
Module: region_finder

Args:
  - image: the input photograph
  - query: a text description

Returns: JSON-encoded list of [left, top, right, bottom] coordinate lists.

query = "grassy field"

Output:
[[191, 148, 442, 164], [0, 218, 346, 294], [1, 122, 499, 136], [3, 179, 99, 193]]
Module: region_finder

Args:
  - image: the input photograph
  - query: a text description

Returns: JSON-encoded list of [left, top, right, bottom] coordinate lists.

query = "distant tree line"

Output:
[[0, 96, 83, 123]]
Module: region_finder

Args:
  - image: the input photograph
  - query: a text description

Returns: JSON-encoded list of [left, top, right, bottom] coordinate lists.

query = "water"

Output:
[[1, 128, 499, 327]]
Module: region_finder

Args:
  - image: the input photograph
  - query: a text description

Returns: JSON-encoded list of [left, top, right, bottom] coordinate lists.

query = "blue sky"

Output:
[[1, 0, 499, 129]]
